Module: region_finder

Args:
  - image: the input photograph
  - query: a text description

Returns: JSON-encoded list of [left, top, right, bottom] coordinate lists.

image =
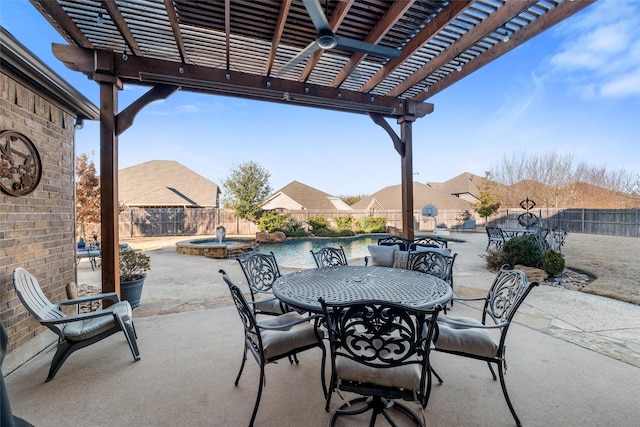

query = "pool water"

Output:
[[257, 234, 387, 269]]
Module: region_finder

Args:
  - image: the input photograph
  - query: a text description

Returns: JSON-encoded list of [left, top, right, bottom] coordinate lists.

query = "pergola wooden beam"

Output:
[[359, 0, 471, 93], [416, 0, 597, 101], [265, 0, 293, 76], [331, 0, 415, 87], [387, 0, 539, 98]]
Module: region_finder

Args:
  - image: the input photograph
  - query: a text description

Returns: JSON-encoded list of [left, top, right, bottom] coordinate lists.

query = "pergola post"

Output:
[[99, 80, 120, 298], [370, 101, 426, 241], [399, 115, 415, 241]]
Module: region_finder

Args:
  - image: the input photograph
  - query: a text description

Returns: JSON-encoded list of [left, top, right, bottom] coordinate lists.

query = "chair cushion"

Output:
[[392, 250, 409, 269], [63, 301, 131, 341], [411, 246, 451, 256], [259, 312, 323, 360], [336, 356, 422, 392], [439, 315, 482, 329], [254, 297, 287, 315], [367, 244, 397, 267], [435, 324, 498, 358]]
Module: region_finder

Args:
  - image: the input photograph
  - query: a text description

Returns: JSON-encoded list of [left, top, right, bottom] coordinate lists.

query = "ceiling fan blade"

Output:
[[302, 0, 331, 33], [277, 41, 321, 75], [335, 36, 401, 58]]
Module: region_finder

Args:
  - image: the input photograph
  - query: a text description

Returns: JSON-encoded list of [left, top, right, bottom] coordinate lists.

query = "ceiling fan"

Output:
[[277, 0, 401, 75]]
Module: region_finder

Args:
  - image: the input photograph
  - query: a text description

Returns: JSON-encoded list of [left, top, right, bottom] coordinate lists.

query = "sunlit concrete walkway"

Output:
[[4, 232, 640, 425]]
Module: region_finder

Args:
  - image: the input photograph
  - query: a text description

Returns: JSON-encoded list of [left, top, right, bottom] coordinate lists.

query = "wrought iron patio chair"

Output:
[[219, 270, 326, 427], [320, 298, 442, 426], [377, 235, 411, 251], [407, 250, 457, 308], [12, 267, 140, 382], [410, 236, 448, 249], [485, 225, 508, 251], [237, 251, 289, 316], [434, 267, 539, 426], [310, 245, 348, 268]]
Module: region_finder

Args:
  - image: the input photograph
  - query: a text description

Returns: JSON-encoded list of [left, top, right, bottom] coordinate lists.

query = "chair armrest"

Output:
[[55, 292, 120, 308], [40, 306, 121, 326], [439, 317, 506, 330], [257, 313, 323, 330]]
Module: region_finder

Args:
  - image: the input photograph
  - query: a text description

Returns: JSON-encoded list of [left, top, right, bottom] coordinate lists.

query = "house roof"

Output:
[[432, 172, 488, 198], [31, 0, 594, 119], [264, 180, 352, 211], [352, 181, 471, 211], [0, 26, 98, 121], [118, 160, 220, 207]]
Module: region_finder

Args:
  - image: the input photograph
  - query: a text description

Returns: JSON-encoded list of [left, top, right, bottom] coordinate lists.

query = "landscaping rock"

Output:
[[255, 231, 270, 242], [269, 231, 287, 242]]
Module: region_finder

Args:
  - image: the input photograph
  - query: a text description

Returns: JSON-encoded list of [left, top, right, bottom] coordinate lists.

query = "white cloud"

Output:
[[600, 67, 640, 97], [547, 0, 640, 99]]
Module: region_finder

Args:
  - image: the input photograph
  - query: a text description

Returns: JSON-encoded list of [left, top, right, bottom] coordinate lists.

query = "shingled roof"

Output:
[[118, 160, 219, 208], [352, 181, 471, 211], [263, 180, 352, 211], [428, 172, 489, 203]]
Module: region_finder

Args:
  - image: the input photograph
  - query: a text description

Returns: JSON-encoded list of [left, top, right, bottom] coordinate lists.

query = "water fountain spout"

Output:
[[215, 225, 226, 244]]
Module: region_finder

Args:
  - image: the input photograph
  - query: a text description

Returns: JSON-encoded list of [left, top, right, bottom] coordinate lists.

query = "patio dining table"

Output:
[[500, 228, 540, 238], [272, 265, 452, 313]]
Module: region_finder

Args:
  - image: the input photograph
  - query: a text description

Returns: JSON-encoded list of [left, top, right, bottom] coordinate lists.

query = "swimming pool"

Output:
[[257, 234, 387, 269]]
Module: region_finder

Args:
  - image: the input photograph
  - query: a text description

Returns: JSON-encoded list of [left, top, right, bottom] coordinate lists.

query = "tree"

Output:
[[222, 161, 272, 221], [473, 171, 501, 222], [338, 194, 367, 205], [75, 153, 101, 241]]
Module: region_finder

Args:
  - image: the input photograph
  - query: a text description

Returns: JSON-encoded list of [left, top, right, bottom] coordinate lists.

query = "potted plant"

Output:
[[119, 248, 151, 309]]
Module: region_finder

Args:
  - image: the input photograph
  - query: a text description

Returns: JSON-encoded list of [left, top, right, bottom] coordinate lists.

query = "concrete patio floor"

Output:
[[4, 232, 640, 426]]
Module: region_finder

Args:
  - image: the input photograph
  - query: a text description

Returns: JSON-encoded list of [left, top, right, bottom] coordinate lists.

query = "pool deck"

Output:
[[4, 231, 639, 426]]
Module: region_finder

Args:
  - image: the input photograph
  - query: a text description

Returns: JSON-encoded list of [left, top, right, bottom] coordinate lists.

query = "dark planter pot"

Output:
[[120, 274, 145, 309]]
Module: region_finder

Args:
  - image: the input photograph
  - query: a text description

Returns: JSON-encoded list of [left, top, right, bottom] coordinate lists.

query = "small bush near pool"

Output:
[[543, 249, 565, 276], [503, 235, 543, 268]]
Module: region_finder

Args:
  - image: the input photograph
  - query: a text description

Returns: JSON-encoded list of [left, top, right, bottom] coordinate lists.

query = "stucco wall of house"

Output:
[[0, 71, 77, 372]]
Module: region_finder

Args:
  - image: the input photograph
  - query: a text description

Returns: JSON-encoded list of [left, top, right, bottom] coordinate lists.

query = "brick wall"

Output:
[[0, 72, 77, 363]]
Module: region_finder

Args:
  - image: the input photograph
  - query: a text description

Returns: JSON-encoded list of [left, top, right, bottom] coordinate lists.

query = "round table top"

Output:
[[273, 265, 452, 313]]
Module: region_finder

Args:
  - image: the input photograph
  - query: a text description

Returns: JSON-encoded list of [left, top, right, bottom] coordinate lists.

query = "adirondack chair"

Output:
[[12, 267, 140, 382]]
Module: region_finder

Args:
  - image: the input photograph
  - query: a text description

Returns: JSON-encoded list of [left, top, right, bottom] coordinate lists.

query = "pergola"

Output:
[[30, 0, 594, 295]]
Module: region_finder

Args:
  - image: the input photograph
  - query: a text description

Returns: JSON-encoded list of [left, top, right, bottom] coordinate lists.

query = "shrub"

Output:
[[314, 228, 341, 237], [334, 215, 355, 231], [287, 229, 309, 238], [503, 235, 543, 268], [119, 249, 151, 282], [307, 216, 330, 233], [543, 249, 565, 276], [359, 216, 387, 233], [258, 210, 288, 232], [485, 250, 507, 272], [283, 217, 305, 236]]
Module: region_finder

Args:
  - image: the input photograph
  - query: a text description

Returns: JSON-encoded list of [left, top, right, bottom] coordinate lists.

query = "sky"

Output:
[[1, 0, 639, 198]]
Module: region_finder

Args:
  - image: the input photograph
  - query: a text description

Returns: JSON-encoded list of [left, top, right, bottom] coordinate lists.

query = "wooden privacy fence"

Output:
[[118, 208, 473, 237], [117, 207, 639, 238], [489, 208, 640, 238]]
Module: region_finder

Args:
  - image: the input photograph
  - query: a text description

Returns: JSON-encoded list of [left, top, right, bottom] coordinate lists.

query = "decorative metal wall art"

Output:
[[0, 131, 43, 196]]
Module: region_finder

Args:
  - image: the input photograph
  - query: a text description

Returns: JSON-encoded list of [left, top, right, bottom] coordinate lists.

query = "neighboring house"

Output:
[[429, 172, 487, 203], [119, 160, 220, 208], [352, 182, 472, 212], [262, 180, 352, 211]]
